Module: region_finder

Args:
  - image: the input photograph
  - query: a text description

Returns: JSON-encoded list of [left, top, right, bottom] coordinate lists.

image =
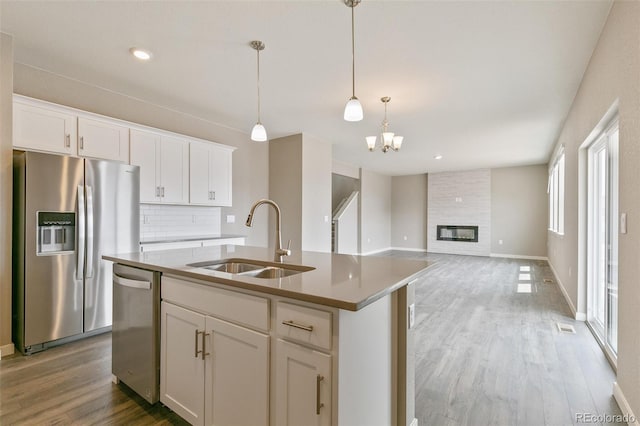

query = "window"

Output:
[[548, 150, 565, 234]]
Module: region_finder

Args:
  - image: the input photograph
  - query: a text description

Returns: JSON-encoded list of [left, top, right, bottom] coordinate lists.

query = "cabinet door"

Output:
[[130, 129, 161, 203], [189, 141, 211, 205], [160, 135, 189, 204], [208, 145, 232, 206], [161, 302, 206, 426], [78, 117, 129, 162], [204, 317, 269, 426], [13, 101, 77, 155], [275, 339, 331, 426]]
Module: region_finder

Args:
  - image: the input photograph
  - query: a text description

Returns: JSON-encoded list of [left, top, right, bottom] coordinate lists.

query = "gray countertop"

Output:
[[104, 245, 432, 311], [140, 234, 246, 245]]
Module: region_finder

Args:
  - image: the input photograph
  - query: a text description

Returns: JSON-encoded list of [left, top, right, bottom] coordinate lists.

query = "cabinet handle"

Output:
[[80, 136, 84, 150], [195, 330, 202, 358], [316, 375, 324, 415], [65, 134, 70, 148], [161, 187, 165, 197], [201, 331, 210, 360], [282, 320, 314, 332], [212, 191, 215, 200], [155, 187, 160, 197]]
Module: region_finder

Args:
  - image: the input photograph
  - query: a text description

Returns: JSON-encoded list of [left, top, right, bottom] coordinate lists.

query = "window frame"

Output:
[[548, 149, 565, 235]]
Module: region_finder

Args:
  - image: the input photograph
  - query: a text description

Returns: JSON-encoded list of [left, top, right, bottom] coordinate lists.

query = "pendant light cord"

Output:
[[256, 48, 261, 122], [351, 4, 356, 98]]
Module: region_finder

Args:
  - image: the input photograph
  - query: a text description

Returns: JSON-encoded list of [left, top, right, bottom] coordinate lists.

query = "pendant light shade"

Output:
[[251, 123, 267, 142], [344, 97, 364, 122], [250, 40, 268, 142], [343, 0, 363, 122]]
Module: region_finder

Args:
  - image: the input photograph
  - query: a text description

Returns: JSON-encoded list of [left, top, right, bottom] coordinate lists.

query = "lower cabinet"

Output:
[[275, 339, 332, 426], [160, 301, 269, 426]]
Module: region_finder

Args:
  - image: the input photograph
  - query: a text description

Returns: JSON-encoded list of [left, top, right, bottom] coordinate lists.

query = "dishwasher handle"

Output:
[[114, 275, 152, 290]]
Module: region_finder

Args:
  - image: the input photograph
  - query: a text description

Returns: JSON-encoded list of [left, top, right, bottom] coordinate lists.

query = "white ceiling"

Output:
[[0, 1, 612, 176]]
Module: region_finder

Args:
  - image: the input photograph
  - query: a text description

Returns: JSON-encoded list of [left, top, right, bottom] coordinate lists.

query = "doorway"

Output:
[[586, 117, 619, 362]]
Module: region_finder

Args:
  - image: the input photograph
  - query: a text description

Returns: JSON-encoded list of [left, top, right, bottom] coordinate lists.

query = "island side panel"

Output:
[[337, 292, 396, 425]]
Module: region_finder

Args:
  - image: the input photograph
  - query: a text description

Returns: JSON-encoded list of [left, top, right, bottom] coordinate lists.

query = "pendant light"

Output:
[[366, 97, 403, 153], [343, 0, 363, 122], [250, 40, 267, 142]]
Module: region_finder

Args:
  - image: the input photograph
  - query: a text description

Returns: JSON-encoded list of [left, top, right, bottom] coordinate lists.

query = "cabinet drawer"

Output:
[[162, 276, 269, 332], [276, 302, 332, 351]]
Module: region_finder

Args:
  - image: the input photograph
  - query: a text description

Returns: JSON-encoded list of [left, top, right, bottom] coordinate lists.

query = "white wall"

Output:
[[427, 169, 491, 256], [546, 1, 640, 417], [491, 165, 548, 257], [360, 169, 391, 254], [391, 174, 427, 251]]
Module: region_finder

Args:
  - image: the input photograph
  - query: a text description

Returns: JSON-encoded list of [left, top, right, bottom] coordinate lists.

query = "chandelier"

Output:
[[366, 97, 403, 153]]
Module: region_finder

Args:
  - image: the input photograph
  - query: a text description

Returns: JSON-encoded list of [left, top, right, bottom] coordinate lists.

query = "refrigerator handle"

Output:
[[76, 185, 85, 280], [86, 185, 94, 278]]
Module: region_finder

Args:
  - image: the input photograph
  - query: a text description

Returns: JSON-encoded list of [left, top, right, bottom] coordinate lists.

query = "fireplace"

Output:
[[436, 225, 479, 242]]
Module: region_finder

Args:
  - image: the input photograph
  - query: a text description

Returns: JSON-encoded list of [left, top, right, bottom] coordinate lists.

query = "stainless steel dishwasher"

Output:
[[112, 263, 160, 404]]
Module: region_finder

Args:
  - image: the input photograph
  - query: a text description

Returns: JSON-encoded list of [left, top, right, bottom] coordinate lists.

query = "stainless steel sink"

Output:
[[187, 258, 315, 278]]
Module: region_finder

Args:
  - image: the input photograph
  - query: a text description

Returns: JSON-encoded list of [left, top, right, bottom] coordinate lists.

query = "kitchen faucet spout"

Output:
[[246, 199, 291, 262]]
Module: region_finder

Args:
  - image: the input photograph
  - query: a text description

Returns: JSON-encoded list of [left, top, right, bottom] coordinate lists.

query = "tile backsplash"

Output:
[[140, 204, 221, 241]]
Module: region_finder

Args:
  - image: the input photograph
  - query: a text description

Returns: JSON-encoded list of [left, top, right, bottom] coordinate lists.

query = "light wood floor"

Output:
[[0, 252, 622, 425], [382, 251, 623, 426]]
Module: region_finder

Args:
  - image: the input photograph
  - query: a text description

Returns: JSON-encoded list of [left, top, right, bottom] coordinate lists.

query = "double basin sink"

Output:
[[187, 258, 315, 279]]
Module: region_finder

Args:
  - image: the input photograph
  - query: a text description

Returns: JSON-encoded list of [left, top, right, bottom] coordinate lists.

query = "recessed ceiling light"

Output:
[[129, 47, 152, 61], [434, 154, 443, 160]]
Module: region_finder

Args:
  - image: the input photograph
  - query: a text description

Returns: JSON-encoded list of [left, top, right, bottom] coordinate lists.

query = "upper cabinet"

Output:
[[14, 95, 129, 162], [13, 95, 235, 207], [189, 141, 233, 207], [78, 117, 129, 163], [130, 130, 189, 204], [13, 98, 77, 156]]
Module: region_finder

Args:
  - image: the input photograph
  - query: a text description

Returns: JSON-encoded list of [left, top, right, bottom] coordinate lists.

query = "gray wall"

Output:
[[491, 165, 548, 257], [0, 33, 13, 353], [427, 169, 491, 256], [546, 1, 640, 416], [269, 133, 331, 253], [391, 174, 427, 250], [269, 134, 303, 251], [360, 169, 391, 254], [12, 63, 270, 247]]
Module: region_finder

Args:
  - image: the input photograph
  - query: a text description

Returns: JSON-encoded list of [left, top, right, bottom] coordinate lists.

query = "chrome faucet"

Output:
[[246, 199, 291, 262]]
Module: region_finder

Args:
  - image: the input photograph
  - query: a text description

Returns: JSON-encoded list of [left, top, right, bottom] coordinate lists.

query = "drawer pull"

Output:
[[316, 374, 324, 415], [201, 331, 210, 360], [195, 329, 202, 358], [282, 320, 314, 332]]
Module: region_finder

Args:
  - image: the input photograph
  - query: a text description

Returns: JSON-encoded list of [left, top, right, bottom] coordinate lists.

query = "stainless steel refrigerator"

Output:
[[13, 151, 140, 354]]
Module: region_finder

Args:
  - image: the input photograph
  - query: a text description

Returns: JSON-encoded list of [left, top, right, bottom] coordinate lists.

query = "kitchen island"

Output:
[[104, 245, 432, 426]]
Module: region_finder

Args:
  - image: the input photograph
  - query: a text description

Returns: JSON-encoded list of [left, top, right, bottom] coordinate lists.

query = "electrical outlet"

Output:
[[226, 215, 235, 224], [324, 215, 329, 223], [143, 215, 150, 224], [403, 235, 408, 241], [498, 239, 503, 245]]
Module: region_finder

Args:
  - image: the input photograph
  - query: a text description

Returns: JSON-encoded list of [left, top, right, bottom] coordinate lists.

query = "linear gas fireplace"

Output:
[[436, 225, 479, 242]]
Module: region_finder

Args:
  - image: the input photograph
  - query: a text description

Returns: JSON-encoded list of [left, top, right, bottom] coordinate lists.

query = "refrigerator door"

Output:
[[84, 159, 140, 332], [21, 152, 85, 347]]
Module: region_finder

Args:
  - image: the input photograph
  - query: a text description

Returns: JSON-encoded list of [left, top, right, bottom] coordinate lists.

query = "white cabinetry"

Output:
[[13, 96, 129, 162], [13, 98, 77, 155], [161, 277, 269, 426], [189, 141, 233, 206], [275, 339, 332, 426], [78, 117, 129, 162], [130, 129, 189, 204]]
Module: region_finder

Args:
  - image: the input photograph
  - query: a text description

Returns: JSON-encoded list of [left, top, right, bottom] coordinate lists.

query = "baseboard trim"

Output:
[[0, 342, 15, 359], [389, 247, 428, 253], [613, 382, 639, 425], [361, 247, 393, 256], [409, 418, 419, 426], [548, 261, 587, 321], [490, 253, 549, 261]]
